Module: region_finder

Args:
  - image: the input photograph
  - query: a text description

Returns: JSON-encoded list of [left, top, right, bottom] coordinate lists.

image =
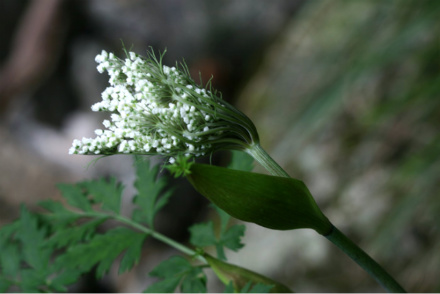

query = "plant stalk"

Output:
[[246, 144, 405, 292], [325, 226, 405, 293], [89, 212, 206, 263], [246, 143, 290, 178]]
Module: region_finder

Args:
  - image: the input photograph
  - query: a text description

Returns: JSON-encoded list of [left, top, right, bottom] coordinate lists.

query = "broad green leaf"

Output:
[[146, 256, 206, 293], [56, 183, 93, 212], [55, 227, 146, 278], [204, 254, 291, 293], [80, 178, 123, 214], [187, 164, 332, 234], [132, 158, 173, 228]]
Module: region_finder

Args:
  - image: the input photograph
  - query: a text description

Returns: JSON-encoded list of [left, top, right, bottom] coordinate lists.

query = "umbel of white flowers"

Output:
[[69, 48, 259, 163]]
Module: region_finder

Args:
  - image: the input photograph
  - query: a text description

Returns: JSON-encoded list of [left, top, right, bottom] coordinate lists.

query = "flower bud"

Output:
[[69, 48, 259, 160]]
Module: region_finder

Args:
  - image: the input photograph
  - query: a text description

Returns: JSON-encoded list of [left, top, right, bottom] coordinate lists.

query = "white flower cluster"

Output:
[[69, 49, 255, 161]]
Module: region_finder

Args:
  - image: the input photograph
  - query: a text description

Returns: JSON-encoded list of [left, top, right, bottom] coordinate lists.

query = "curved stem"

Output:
[[325, 226, 405, 292], [246, 143, 290, 178]]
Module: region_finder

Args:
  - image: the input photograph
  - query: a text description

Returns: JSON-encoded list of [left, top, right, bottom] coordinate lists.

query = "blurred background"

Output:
[[0, 0, 439, 292]]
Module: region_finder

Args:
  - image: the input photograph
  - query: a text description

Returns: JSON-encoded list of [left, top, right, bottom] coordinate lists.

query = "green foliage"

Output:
[[189, 205, 245, 261], [187, 163, 333, 234], [0, 206, 80, 292], [187, 151, 251, 261], [56, 183, 93, 212], [132, 157, 173, 228], [79, 177, 124, 214], [46, 217, 108, 249], [54, 227, 146, 278], [0, 155, 279, 293], [204, 254, 291, 293], [145, 152, 278, 293], [145, 256, 206, 293], [165, 155, 195, 178], [0, 158, 171, 292]]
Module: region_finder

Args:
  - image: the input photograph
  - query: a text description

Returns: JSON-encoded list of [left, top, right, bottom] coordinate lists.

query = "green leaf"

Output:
[[57, 183, 93, 212], [165, 155, 195, 178], [118, 235, 145, 274], [240, 281, 252, 293], [228, 151, 254, 172], [55, 227, 146, 278], [0, 242, 20, 277], [149, 255, 193, 278], [189, 209, 245, 261], [204, 254, 291, 293], [38, 200, 81, 228], [0, 221, 21, 277], [20, 268, 48, 292], [213, 204, 231, 235], [0, 221, 20, 246], [16, 206, 51, 271], [80, 177, 123, 214], [0, 277, 12, 293], [47, 217, 108, 249], [220, 225, 245, 253], [132, 158, 173, 228], [0, 207, 84, 292], [181, 272, 207, 293], [145, 276, 181, 293], [187, 164, 332, 234], [48, 269, 82, 292], [145, 256, 206, 293], [189, 221, 217, 248], [223, 281, 235, 293]]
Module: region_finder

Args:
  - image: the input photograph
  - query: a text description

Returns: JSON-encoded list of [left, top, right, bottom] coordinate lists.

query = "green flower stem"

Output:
[[246, 144, 405, 292], [325, 226, 405, 293], [246, 143, 290, 178], [86, 212, 206, 263]]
